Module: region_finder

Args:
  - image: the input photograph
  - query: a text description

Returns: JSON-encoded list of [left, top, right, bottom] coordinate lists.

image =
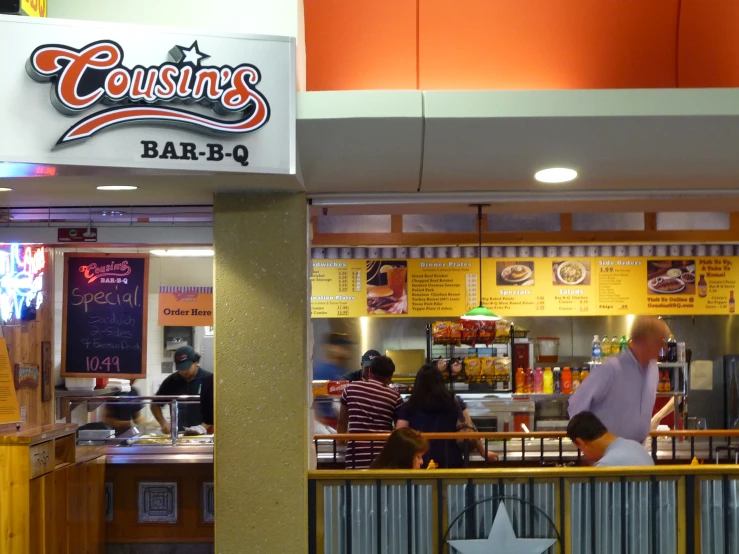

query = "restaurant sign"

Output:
[[0, 16, 295, 174], [158, 286, 213, 326]]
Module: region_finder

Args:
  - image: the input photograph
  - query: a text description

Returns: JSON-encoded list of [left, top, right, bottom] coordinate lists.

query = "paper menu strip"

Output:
[[0, 338, 21, 424]]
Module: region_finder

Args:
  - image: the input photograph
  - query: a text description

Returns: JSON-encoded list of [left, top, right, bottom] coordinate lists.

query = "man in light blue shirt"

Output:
[[568, 316, 670, 443], [567, 411, 654, 467]]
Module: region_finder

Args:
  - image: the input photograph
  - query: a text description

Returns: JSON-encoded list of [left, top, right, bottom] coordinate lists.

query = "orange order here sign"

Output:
[[158, 286, 213, 327]]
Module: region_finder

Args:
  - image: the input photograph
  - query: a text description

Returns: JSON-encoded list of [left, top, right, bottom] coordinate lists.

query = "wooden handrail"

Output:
[[314, 430, 739, 441]]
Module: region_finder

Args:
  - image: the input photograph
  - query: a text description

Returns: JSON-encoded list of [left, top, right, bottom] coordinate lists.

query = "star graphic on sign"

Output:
[[448, 503, 557, 554], [170, 41, 210, 66]]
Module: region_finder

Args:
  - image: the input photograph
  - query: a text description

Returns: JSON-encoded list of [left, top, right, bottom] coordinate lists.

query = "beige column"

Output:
[[213, 192, 308, 553]]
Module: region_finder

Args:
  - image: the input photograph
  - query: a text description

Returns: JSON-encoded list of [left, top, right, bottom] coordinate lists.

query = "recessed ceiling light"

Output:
[[150, 249, 214, 257], [0, 188, 12, 192], [97, 185, 138, 191], [534, 167, 578, 184]]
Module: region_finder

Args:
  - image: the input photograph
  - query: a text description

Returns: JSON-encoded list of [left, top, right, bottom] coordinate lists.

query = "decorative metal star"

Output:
[[448, 503, 557, 554], [169, 41, 210, 66]]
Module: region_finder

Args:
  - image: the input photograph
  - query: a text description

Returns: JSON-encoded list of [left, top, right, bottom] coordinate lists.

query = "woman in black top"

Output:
[[397, 365, 497, 467]]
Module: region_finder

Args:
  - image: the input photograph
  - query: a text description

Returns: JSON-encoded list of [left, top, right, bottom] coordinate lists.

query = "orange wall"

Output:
[[306, 0, 739, 91]]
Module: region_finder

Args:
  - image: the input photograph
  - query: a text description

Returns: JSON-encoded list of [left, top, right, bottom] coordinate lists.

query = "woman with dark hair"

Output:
[[370, 428, 429, 469], [396, 364, 497, 468]]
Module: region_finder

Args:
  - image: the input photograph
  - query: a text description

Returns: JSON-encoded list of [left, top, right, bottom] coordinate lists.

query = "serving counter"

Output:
[[0, 423, 106, 554], [58, 394, 215, 548]]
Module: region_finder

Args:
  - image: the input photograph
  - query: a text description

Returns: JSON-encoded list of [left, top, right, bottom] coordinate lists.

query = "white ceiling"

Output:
[[5, 89, 739, 210]]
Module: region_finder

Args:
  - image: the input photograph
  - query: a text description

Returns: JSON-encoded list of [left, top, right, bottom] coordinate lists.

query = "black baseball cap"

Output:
[[362, 350, 382, 362], [174, 345, 197, 371]]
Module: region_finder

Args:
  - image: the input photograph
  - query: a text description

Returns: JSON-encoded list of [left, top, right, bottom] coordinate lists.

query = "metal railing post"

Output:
[[170, 399, 178, 445]]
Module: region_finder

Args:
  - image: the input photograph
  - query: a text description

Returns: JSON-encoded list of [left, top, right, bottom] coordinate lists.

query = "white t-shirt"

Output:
[[596, 437, 655, 467]]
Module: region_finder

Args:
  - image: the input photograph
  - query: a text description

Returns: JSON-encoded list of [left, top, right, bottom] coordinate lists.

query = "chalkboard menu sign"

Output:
[[62, 253, 149, 378]]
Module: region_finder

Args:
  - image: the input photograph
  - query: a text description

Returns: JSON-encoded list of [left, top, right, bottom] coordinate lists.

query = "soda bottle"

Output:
[[619, 335, 628, 352], [525, 368, 534, 394], [572, 368, 581, 391], [553, 367, 562, 393], [667, 334, 678, 363], [658, 339, 668, 363], [591, 335, 602, 363], [601, 336, 611, 357], [543, 367, 554, 394], [562, 367, 573, 394], [515, 367, 525, 393], [611, 336, 619, 355], [534, 367, 543, 393]]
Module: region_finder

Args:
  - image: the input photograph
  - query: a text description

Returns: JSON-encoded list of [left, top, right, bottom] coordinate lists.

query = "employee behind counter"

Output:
[[152, 345, 212, 434]]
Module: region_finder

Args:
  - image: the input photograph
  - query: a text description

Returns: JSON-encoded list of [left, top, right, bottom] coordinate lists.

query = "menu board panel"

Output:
[[310, 256, 739, 317], [310, 260, 365, 317], [408, 259, 478, 316]]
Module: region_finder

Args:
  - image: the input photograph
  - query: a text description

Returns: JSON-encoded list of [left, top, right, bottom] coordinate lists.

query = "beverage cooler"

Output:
[[689, 356, 739, 429]]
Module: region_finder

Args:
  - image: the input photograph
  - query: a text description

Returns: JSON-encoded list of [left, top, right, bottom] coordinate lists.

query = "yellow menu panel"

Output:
[[596, 258, 647, 315], [407, 259, 478, 316], [310, 256, 739, 317], [310, 260, 365, 317], [695, 257, 736, 315]]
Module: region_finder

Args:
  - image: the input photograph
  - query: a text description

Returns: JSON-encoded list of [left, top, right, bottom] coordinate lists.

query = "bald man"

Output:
[[568, 316, 671, 443]]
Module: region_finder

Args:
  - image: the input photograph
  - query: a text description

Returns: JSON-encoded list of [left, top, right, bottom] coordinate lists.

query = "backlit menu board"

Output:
[[309, 256, 739, 317]]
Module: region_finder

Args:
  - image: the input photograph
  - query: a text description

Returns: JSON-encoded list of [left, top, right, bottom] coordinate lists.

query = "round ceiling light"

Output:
[[534, 167, 578, 184], [97, 185, 138, 191]]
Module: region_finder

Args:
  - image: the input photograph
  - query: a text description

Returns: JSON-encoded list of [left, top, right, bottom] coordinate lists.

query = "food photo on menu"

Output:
[[647, 259, 696, 295], [496, 261, 535, 286], [366, 260, 408, 314], [552, 260, 592, 286]]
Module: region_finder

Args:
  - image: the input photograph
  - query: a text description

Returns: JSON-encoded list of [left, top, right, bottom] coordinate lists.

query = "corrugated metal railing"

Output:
[[309, 467, 739, 554]]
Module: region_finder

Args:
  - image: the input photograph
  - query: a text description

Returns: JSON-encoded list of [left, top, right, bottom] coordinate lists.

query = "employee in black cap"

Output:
[[342, 349, 382, 382], [152, 345, 212, 435]]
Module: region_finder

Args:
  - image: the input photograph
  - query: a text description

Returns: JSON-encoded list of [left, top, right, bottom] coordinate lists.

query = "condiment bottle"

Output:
[[698, 274, 708, 298], [543, 367, 554, 394], [515, 367, 525, 393], [534, 367, 543, 393], [571, 368, 581, 391], [524, 368, 534, 394], [553, 367, 562, 393], [562, 367, 573, 394]]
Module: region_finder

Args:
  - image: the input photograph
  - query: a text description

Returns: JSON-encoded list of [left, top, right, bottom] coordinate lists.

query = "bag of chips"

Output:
[[460, 320, 480, 346], [465, 357, 482, 376], [432, 322, 452, 344]]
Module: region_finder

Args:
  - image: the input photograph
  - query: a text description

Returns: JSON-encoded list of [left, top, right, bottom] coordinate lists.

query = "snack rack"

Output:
[[425, 322, 516, 393]]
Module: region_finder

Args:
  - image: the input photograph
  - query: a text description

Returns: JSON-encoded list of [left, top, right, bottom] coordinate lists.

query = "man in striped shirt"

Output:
[[338, 355, 402, 469]]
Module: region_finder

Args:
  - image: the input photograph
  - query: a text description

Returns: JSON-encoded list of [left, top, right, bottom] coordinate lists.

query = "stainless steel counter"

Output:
[[105, 443, 213, 464]]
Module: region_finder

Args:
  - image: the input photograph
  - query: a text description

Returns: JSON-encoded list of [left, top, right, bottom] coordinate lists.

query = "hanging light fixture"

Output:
[[461, 204, 500, 321]]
